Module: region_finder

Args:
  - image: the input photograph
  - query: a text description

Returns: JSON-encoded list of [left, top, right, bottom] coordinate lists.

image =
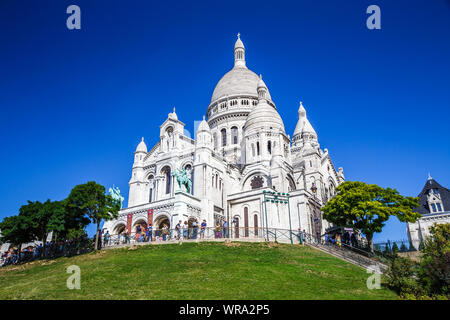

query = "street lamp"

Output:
[[263, 190, 293, 244], [310, 182, 322, 243]]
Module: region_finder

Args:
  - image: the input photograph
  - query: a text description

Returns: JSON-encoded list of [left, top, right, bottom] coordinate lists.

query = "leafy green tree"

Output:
[[0, 215, 35, 254], [400, 242, 408, 252], [46, 200, 74, 240], [418, 223, 450, 296], [66, 181, 120, 250], [322, 181, 421, 252], [392, 242, 399, 253]]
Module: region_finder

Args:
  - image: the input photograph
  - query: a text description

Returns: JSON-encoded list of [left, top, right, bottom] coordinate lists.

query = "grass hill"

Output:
[[0, 241, 397, 299]]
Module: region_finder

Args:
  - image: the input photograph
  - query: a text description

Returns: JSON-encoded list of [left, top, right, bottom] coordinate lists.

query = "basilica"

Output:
[[103, 35, 345, 239]]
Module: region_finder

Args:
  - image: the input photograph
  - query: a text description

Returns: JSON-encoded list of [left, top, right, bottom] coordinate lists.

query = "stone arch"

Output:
[[242, 169, 270, 191], [160, 165, 172, 195], [153, 212, 171, 230], [132, 218, 148, 233], [112, 222, 127, 235], [287, 174, 296, 192]]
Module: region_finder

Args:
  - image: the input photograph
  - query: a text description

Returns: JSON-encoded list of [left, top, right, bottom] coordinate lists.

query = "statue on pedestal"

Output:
[[172, 168, 192, 194]]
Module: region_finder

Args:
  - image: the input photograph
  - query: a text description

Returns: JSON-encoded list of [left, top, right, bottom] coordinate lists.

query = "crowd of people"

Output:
[[102, 217, 235, 246], [1, 235, 93, 267]]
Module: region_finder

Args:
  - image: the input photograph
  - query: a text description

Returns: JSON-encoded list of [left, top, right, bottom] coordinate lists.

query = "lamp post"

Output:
[[263, 190, 292, 244], [310, 182, 322, 243]]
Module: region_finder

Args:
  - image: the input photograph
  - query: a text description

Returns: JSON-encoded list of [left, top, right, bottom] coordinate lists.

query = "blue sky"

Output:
[[0, 0, 449, 242]]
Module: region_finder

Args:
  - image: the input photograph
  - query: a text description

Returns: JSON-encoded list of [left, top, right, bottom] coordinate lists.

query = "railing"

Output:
[[103, 227, 324, 247], [1, 238, 94, 268]]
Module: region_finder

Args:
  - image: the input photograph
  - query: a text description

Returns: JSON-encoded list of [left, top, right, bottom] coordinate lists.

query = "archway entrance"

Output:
[[113, 223, 126, 235], [133, 219, 147, 233]]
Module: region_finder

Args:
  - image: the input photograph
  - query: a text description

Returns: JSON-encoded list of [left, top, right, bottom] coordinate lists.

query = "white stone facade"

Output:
[[103, 35, 345, 238]]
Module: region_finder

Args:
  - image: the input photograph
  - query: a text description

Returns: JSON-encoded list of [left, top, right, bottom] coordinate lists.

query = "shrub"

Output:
[[418, 223, 450, 297], [385, 255, 424, 297]]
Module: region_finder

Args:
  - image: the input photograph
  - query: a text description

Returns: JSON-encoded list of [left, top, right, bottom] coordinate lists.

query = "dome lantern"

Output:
[[234, 33, 246, 68]]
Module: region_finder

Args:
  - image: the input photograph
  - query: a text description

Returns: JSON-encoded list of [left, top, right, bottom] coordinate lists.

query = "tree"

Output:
[[22, 200, 51, 251], [385, 255, 423, 297], [400, 242, 408, 252], [322, 181, 421, 252], [0, 215, 35, 255], [418, 223, 450, 296], [392, 242, 399, 253], [66, 182, 120, 250]]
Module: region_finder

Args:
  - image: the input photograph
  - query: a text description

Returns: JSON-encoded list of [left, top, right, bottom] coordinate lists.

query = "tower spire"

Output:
[[234, 33, 246, 68]]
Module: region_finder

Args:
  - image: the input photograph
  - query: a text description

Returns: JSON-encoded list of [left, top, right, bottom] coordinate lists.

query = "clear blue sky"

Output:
[[0, 0, 449, 242]]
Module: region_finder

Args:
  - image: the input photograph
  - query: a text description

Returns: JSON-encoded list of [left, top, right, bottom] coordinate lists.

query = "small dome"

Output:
[[234, 33, 245, 50], [136, 137, 147, 153], [294, 102, 316, 137], [245, 99, 285, 133], [197, 115, 211, 133]]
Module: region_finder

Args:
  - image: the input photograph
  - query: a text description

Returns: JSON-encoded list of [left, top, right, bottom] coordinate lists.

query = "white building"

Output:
[[407, 174, 450, 249], [103, 35, 345, 239]]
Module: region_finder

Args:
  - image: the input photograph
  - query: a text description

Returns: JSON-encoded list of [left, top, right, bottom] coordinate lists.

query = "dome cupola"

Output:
[[244, 75, 285, 133], [234, 33, 246, 68], [197, 115, 211, 133], [136, 137, 147, 153]]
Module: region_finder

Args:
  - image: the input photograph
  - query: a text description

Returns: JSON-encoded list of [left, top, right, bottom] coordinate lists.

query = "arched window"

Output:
[[231, 127, 238, 144], [244, 207, 249, 237], [268, 141, 272, 154], [148, 175, 155, 202], [221, 128, 227, 147], [254, 214, 258, 236], [213, 133, 217, 150], [162, 167, 171, 194], [234, 217, 240, 238], [256, 142, 260, 156]]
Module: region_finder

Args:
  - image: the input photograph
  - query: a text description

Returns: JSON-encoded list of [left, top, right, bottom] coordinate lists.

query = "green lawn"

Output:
[[0, 241, 397, 299]]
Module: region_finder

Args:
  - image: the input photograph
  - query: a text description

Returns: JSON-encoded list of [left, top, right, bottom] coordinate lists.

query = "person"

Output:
[[222, 218, 228, 238], [162, 224, 168, 241], [200, 219, 207, 239], [147, 224, 153, 242], [297, 228, 303, 244], [97, 229, 103, 250], [183, 221, 188, 239], [336, 234, 342, 247], [215, 223, 222, 239], [350, 232, 357, 247], [175, 220, 182, 240], [324, 233, 329, 246], [192, 219, 198, 239], [104, 231, 110, 246]]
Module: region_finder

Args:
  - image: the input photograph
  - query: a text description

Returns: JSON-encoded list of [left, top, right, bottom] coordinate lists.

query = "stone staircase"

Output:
[[306, 241, 388, 272]]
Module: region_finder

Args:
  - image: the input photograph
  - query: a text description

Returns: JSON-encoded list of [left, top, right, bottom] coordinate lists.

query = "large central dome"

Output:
[[209, 34, 271, 104], [211, 67, 272, 103]]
